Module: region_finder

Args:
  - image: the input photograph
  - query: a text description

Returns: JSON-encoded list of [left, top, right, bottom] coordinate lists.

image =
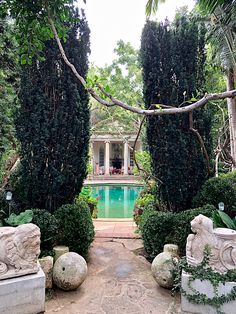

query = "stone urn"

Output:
[[151, 244, 179, 289]]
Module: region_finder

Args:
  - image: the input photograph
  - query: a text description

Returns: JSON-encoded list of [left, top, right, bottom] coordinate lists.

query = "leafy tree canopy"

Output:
[[89, 40, 143, 134], [1, 0, 235, 117], [0, 17, 19, 183]]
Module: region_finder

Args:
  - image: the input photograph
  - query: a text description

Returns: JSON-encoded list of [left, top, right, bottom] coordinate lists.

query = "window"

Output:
[[130, 149, 134, 167]]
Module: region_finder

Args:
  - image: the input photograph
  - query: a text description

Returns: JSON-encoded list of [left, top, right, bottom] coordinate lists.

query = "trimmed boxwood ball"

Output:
[[192, 171, 236, 215], [55, 201, 95, 258]]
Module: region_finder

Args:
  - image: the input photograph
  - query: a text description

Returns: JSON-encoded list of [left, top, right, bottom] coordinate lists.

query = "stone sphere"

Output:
[[151, 244, 179, 289], [53, 252, 87, 291]]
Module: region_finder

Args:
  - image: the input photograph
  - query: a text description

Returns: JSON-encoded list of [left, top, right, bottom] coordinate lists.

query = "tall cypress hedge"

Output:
[[140, 14, 212, 212], [16, 10, 90, 212]]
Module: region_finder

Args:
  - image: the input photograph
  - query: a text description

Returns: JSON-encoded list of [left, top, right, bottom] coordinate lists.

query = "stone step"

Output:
[[87, 175, 142, 181]]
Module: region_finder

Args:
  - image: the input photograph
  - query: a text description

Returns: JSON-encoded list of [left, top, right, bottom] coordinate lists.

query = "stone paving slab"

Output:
[[93, 219, 140, 239], [45, 239, 187, 314]]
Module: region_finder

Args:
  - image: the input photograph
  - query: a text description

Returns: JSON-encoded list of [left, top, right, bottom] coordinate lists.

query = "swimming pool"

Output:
[[90, 184, 143, 218]]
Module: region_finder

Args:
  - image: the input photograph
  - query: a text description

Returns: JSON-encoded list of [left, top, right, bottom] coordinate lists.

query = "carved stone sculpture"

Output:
[[53, 252, 87, 291], [186, 214, 236, 273], [0, 223, 40, 280]]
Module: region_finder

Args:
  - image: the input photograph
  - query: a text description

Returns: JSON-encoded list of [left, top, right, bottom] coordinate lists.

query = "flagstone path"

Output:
[[45, 236, 187, 314], [93, 219, 140, 239]]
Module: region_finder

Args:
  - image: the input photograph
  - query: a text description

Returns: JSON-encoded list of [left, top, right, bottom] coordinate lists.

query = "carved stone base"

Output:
[[0, 262, 39, 280], [0, 267, 45, 314], [181, 272, 236, 314]]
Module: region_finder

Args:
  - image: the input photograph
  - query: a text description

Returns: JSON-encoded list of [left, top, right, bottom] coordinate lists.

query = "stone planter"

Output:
[[181, 272, 236, 314]]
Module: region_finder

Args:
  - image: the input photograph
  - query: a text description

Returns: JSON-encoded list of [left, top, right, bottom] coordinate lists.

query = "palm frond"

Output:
[[205, 0, 236, 69], [198, 0, 226, 14], [145, 0, 166, 17]]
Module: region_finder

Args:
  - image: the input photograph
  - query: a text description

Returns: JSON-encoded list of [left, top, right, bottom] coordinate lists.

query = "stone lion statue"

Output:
[[186, 214, 236, 273], [186, 214, 218, 266], [0, 223, 40, 279]]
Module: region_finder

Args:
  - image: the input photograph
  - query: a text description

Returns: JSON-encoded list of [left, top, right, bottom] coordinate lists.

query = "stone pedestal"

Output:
[[53, 245, 69, 262], [39, 256, 53, 289], [181, 272, 236, 314], [0, 268, 45, 314]]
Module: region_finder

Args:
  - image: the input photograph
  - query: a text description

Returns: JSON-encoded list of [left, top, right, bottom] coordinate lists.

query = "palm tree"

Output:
[[203, 1, 236, 165], [146, 0, 227, 15]]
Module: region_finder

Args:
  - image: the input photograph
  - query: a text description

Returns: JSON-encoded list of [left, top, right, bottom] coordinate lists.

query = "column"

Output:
[[124, 140, 128, 175], [105, 141, 110, 175]]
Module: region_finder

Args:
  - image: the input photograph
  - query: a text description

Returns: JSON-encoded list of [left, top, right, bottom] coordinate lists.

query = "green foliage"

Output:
[[140, 204, 215, 260], [133, 191, 156, 225], [135, 193, 155, 208], [5, 209, 33, 226], [55, 202, 95, 258], [212, 210, 236, 230], [31, 208, 59, 257], [89, 40, 143, 134], [193, 170, 236, 214], [133, 150, 152, 180], [140, 13, 213, 212], [198, 0, 226, 14], [145, 0, 166, 16], [0, 18, 19, 182], [16, 9, 90, 212], [76, 186, 98, 218], [0, 0, 78, 63]]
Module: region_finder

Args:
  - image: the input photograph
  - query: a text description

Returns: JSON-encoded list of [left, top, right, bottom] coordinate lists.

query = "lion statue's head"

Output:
[[4, 223, 41, 270], [190, 214, 214, 234]]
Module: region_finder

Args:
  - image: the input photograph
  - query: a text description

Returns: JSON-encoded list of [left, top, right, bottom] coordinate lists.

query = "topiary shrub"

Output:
[[192, 171, 236, 215], [141, 211, 174, 260], [31, 209, 59, 257], [166, 205, 216, 256], [54, 201, 95, 258], [140, 204, 216, 260]]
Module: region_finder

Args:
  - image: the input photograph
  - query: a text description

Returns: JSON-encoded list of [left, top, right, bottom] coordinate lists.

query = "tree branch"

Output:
[[189, 111, 211, 175], [48, 15, 236, 117]]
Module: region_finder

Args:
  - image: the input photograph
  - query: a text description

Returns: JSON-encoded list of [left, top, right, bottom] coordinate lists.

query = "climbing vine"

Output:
[[173, 246, 236, 314]]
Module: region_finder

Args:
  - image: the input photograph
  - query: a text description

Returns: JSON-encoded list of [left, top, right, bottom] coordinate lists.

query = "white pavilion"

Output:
[[90, 132, 142, 176]]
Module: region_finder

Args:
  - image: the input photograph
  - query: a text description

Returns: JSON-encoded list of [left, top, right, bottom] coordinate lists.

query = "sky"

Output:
[[80, 0, 196, 67]]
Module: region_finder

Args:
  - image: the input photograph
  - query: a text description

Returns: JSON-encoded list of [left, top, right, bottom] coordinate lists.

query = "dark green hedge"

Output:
[[193, 171, 236, 214], [55, 201, 94, 258], [31, 208, 59, 257], [140, 204, 216, 260]]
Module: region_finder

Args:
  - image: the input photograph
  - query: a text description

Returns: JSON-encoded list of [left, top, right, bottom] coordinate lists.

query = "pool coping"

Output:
[[93, 218, 133, 222], [84, 180, 144, 185]]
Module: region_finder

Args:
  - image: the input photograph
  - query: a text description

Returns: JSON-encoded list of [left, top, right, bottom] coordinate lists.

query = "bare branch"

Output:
[[48, 15, 236, 117], [189, 111, 211, 175]]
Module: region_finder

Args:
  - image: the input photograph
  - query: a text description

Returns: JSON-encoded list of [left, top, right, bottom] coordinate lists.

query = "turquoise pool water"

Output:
[[90, 184, 143, 218]]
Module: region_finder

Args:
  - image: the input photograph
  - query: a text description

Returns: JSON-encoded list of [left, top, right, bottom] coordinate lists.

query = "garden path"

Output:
[[45, 237, 188, 314], [93, 219, 140, 239]]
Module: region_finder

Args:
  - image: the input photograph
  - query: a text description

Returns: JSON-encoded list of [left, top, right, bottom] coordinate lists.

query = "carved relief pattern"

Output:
[[0, 223, 41, 280]]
